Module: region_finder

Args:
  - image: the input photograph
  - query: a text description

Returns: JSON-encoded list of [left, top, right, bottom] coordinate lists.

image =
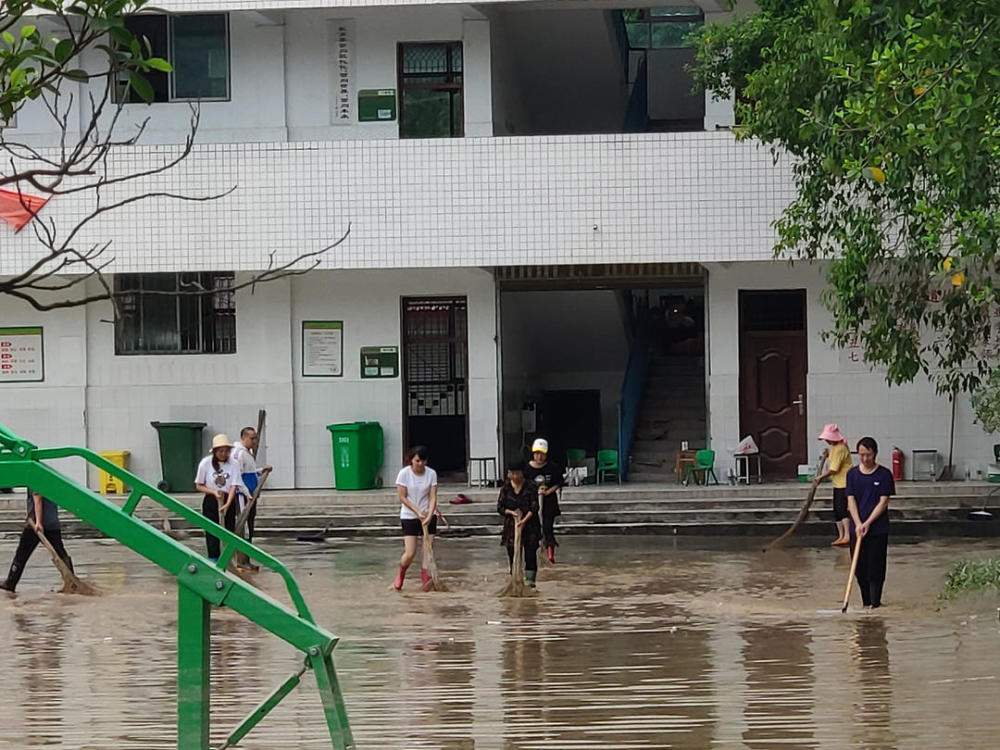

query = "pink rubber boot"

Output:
[[393, 564, 409, 591]]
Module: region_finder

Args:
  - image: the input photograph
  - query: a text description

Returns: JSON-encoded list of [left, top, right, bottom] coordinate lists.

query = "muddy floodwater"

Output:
[[1, 535, 999, 749]]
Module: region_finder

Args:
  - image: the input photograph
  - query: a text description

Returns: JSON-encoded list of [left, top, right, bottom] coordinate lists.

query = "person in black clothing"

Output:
[[0, 488, 74, 593], [527, 438, 564, 564], [497, 459, 541, 587]]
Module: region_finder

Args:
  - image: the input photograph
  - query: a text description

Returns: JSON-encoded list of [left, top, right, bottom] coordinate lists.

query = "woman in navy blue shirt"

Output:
[[846, 436, 895, 608]]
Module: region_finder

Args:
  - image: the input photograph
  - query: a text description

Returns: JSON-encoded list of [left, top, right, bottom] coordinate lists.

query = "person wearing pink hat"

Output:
[[815, 423, 853, 546]]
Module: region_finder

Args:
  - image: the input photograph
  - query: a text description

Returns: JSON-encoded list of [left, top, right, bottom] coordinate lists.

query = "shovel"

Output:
[[229, 470, 271, 573]]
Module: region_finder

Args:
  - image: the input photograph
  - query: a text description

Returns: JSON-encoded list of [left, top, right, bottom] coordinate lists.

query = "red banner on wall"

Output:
[[0, 188, 49, 232]]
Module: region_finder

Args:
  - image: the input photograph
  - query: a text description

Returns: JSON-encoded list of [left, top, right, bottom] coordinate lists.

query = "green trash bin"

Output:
[[326, 422, 384, 490], [150, 421, 206, 493]]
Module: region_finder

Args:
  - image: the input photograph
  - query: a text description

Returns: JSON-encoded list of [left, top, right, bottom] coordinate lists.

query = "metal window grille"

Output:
[[404, 298, 468, 417], [114, 272, 237, 355]]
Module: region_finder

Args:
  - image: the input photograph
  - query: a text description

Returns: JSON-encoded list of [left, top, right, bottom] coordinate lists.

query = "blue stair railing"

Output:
[[617, 309, 652, 481]]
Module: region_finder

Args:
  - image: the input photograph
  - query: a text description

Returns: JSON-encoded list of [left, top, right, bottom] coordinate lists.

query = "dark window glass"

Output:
[[171, 14, 229, 99], [623, 7, 704, 49], [114, 272, 237, 354], [121, 13, 229, 103], [399, 42, 463, 138]]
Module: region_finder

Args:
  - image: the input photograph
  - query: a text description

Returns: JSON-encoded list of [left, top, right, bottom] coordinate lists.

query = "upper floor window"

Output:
[[398, 42, 463, 139], [114, 272, 236, 355], [121, 13, 230, 102], [624, 7, 704, 49]]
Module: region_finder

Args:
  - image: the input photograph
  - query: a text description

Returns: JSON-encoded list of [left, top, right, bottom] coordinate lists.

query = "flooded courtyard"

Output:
[[0, 534, 998, 749]]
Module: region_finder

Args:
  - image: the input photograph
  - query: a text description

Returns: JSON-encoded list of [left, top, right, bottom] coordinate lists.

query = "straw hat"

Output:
[[817, 424, 846, 443], [211, 433, 232, 451]]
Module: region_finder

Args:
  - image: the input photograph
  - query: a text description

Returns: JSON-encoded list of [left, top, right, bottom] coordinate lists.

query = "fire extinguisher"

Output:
[[892, 447, 904, 482]]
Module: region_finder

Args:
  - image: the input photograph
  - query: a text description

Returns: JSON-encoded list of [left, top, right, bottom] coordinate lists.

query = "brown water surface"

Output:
[[0, 535, 998, 749]]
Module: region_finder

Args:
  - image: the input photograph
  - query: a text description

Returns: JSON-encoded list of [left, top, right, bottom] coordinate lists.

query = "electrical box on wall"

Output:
[[358, 89, 396, 122]]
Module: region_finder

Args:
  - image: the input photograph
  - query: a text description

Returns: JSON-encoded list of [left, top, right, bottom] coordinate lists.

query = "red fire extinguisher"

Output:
[[892, 447, 904, 482]]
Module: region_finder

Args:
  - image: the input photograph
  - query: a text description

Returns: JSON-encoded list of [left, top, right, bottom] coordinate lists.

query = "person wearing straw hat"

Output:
[[846, 436, 895, 609], [194, 434, 249, 562], [816, 423, 854, 546], [527, 438, 564, 564], [497, 458, 542, 587]]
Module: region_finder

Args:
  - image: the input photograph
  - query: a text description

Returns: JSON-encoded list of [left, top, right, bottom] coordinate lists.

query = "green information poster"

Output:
[[302, 321, 343, 377], [361, 346, 399, 378]]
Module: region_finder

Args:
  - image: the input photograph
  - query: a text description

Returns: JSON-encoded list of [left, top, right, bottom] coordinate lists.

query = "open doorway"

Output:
[[498, 263, 706, 481]]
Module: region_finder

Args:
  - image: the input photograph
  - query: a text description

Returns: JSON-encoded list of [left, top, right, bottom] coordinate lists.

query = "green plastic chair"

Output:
[[597, 449, 620, 484], [566, 448, 586, 467], [683, 449, 719, 486]]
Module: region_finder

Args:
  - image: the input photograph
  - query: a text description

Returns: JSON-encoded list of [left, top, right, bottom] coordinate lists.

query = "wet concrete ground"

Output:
[[0, 534, 999, 749]]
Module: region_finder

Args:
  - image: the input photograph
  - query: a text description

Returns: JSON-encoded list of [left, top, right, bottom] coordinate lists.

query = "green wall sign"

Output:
[[358, 89, 396, 122], [361, 346, 399, 378]]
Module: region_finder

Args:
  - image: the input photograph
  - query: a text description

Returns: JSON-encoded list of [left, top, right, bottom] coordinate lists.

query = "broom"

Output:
[[421, 524, 445, 592], [35, 526, 100, 596], [229, 470, 271, 574], [499, 512, 536, 598], [765, 479, 821, 551]]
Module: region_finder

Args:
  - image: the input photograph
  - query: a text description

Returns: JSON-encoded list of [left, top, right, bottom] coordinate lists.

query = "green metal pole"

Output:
[[177, 584, 211, 750]]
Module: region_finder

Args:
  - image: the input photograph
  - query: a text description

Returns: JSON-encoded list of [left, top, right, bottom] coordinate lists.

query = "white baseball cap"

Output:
[[531, 438, 549, 454]]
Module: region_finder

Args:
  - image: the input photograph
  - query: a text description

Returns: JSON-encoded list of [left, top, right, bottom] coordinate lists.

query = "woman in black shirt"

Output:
[[497, 459, 541, 587], [528, 438, 564, 564]]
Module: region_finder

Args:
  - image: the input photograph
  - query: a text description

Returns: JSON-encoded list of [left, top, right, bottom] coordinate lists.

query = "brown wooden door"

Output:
[[739, 291, 808, 479]]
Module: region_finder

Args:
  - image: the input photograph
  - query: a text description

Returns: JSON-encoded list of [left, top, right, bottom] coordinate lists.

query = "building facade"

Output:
[[1, 0, 992, 489]]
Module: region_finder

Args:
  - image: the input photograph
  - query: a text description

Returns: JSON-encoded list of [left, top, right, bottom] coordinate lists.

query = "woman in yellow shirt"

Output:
[[816, 424, 853, 546]]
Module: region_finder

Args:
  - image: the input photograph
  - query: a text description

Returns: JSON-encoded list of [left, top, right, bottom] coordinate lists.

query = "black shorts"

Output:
[[401, 516, 437, 536], [832, 488, 849, 521]]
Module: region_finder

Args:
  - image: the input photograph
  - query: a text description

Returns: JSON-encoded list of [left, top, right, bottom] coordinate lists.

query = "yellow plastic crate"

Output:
[[98, 450, 130, 495]]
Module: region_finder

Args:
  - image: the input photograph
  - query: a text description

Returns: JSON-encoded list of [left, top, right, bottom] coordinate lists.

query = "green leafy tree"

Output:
[[692, 0, 1000, 394], [1, 0, 170, 141]]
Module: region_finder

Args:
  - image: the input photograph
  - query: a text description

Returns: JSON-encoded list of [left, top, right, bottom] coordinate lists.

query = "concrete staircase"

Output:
[[628, 354, 706, 483], [3, 482, 998, 540]]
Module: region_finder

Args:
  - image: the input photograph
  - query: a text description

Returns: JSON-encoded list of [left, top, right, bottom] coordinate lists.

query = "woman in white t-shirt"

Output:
[[393, 445, 438, 591], [194, 433, 249, 562]]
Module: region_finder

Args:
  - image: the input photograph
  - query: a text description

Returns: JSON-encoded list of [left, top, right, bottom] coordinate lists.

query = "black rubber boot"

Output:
[[61, 555, 75, 574], [869, 580, 884, 608], [0, 560, 24, 592]]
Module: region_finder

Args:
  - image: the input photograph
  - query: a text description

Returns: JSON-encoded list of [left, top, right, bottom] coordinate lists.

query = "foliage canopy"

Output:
[[692, 0, 1000, 394]]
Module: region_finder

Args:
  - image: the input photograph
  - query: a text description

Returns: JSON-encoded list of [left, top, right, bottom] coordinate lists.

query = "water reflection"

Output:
[[15, 609, 68, 747], [741, 622, 815, 748], [0, 536, 997, 749], [850, 618, 896, 750]]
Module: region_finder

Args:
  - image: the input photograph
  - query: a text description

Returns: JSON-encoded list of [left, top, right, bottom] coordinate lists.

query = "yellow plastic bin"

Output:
[[98, 450, 130, 494]]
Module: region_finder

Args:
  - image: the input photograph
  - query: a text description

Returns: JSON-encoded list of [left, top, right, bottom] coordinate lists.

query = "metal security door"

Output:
[[402, 297, 469, 475]]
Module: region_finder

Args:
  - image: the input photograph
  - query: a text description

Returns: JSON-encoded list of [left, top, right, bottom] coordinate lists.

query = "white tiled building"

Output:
[[1, 0, 992, 489]]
